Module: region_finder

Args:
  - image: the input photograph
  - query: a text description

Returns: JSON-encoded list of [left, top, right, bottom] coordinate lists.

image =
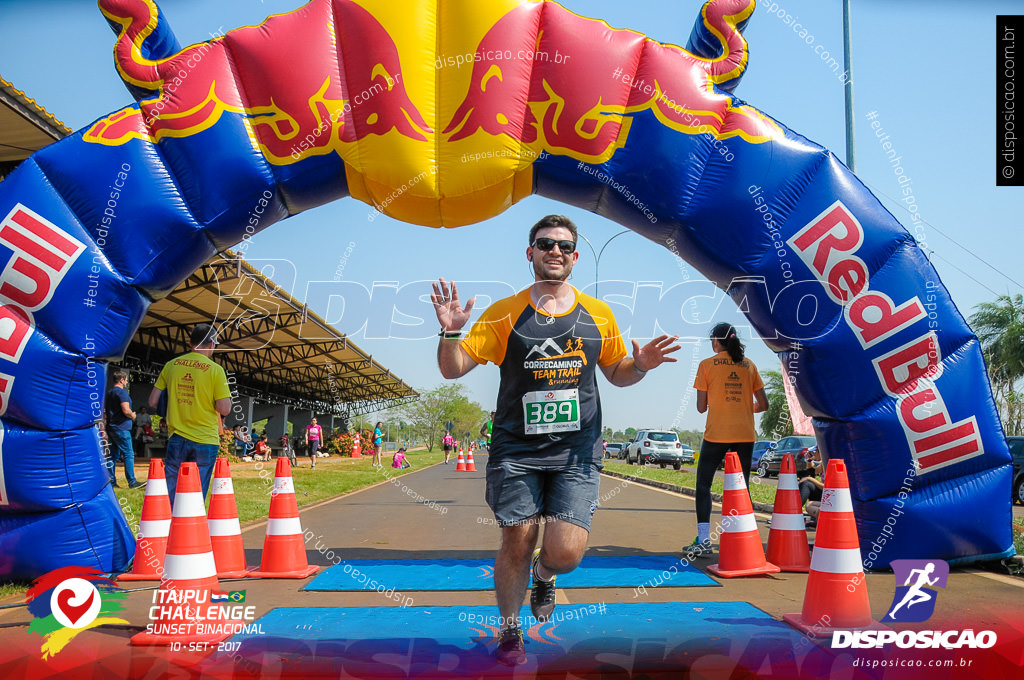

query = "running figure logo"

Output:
[[882, 559, 949, 623]]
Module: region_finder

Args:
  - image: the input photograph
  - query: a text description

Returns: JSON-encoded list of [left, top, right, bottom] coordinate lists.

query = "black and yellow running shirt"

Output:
[[461, 287, 627, 466]]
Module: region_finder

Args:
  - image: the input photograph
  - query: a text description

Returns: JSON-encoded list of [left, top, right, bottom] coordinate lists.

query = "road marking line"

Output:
[[602, 472, 774, 520], [962, 568, 1024, 589]]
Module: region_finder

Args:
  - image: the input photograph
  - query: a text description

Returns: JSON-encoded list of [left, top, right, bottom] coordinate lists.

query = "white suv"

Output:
[[625, 430, 693, 469]]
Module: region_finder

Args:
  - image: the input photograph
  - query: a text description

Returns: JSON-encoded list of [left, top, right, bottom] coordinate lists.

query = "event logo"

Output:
[[882, 559, 948, 623], [833, 559, 997, 650], [26, 567, 128, 659]]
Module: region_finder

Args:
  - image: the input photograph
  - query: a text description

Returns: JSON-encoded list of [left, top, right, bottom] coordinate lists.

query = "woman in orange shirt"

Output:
[[689, 322, 768, 556]]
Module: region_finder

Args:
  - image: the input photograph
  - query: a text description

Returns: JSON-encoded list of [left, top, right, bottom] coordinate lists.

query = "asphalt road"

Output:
[[2, 453, 1021, 677]]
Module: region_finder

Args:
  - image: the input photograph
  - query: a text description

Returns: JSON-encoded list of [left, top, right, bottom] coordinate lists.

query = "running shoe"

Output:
[[128, 481, 145, 489], [530, 549, 557, 622], [685, 537, 714, 557], [495, 626, 526, 666]]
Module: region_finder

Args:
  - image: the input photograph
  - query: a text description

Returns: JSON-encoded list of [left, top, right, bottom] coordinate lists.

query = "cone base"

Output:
[[130, 621, 244, 646], [783, 612, 886, 635], [707, 561, 781, 578], [247, 564, 320, 579], [116, 572, 163, 582], [465, 465, 476, 472], [455, 465, 466, 471], [774, 565, 810, 573], [216, 566, 258, 578]]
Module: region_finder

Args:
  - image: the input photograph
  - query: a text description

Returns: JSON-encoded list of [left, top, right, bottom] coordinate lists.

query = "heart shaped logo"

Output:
[[49, 579, 101, 629], [56, 588, 95, 626]]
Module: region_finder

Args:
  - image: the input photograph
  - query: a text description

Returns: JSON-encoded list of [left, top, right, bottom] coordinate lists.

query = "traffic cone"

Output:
[[247, 457, 320, 578], [131, 463, 240, 645], [455, 449, 466, 471], [465, 449, 477, 472], [766, 454, 811, 572], [708, 452, 780, 578], [119, 459, 171, 581], [208, 458, 255, 578], [784, 459, 881, 634]]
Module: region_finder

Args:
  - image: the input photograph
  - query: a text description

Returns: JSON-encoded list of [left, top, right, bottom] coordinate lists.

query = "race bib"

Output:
[[522, 389, 580, 435]]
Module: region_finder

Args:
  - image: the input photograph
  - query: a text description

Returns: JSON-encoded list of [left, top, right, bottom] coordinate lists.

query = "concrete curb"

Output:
[[601, 468, 776, 515]]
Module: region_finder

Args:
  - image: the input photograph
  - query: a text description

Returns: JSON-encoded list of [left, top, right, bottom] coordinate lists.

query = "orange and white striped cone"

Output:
[[208, 458, 256, 578], [247, 457, 320, 578], [465, 449, 477, 472], [455, 449, 466, 471], [119, 459, 171, 581], [784, 459, 881, 634], [766, 454, 811, 572], [708, 452, 780, 578], [131, 463, 240, 645]]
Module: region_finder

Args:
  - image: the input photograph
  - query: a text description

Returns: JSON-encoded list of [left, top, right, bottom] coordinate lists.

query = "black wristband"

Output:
[[438, 329, 462, 339]]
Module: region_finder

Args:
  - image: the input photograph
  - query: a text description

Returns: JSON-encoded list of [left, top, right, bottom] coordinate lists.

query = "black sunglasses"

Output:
[[531, 238, 577, 254]]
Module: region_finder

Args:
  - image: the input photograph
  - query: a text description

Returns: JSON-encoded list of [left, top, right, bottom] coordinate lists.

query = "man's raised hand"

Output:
[[431, 278, 476, 331]]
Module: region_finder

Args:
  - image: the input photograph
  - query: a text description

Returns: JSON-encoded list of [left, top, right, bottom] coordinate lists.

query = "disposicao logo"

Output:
[[883, 559, 948, 623], [832, 559, 997, 650], [26, 567, 128, 659]]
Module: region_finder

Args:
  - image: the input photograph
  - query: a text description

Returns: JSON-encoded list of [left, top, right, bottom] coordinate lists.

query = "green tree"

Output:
[[970, 294, 1024, 434], [759, 370, 794, 440], [400, 383, 487, 451], [671, 429, 704, 449]]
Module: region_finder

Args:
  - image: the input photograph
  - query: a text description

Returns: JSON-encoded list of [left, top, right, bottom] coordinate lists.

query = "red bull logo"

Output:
[[85, 0, 430, 163], [444, 1, 780, 164], [82, 0, 780, 223]]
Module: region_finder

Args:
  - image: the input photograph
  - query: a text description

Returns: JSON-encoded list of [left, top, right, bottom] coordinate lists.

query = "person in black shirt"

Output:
[[433, 215, 680, 666]]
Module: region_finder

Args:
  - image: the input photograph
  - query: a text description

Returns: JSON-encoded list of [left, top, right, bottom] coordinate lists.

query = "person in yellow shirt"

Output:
[[149, 323, 232, 505], [690, 322, 768, 556]]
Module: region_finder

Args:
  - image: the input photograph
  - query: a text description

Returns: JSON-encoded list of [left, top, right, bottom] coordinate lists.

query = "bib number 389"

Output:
[[522, 389, 580, 435]]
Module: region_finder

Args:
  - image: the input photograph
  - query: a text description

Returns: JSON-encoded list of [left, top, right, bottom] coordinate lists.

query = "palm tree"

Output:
[[970, 294, 1024, 434], [759, 370, 794, 439]]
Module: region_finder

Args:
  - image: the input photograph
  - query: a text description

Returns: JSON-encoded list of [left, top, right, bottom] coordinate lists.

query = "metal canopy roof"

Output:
[[0, 75, 70, 173], [122, 252, 417, 417]]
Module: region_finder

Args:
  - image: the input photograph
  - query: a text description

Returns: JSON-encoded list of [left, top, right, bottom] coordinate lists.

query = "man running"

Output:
[[480, 411, 495, 450], [432, 214, 679, 666]]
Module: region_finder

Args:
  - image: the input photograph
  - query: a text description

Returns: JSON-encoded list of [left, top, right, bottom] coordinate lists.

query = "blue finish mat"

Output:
[[302, 555, 718, 591], [200, 602, 837, 678]]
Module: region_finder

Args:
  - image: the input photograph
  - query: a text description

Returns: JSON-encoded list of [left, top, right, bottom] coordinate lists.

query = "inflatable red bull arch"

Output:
[[0, 0, 1013, 579]]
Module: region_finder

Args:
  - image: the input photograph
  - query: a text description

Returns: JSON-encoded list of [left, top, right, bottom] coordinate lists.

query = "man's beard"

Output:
[[533, 257, 572, 282]]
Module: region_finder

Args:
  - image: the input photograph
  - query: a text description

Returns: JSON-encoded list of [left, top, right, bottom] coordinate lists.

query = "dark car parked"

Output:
[[751, 440, 776, 471], [1009, 436, 1024, 505], [756, 435, 817, 478]]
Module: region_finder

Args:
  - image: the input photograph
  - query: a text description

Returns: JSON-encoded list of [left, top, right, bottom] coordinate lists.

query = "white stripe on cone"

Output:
[[808, 546, 864, 574], [723, 472, 745, 491], [777, 475, 799, 491], [721, 513, 758, 534], [211, 478, 234, 495], [162, 551, 218, 579], [145, 478, 168, 495], [820, 487, 854, 514], [273, 478, 295, 495], [769, 513, 806, 531], [139, 519, 172, 538], [172, 492, 207, 518], [208, 518, 242, 537], [266, 517, 303, 535]]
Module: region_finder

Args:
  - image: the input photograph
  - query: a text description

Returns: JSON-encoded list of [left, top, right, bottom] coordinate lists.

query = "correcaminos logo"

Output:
[[831, 560, 997, 650]]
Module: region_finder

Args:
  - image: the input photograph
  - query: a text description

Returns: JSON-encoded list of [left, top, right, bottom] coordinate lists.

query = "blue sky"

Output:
[[1, 0, 1020, 432]]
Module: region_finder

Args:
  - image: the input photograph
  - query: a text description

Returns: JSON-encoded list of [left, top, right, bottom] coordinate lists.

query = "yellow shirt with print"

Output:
[[155, 352, 232, 445], [694, 351, 764, 443]]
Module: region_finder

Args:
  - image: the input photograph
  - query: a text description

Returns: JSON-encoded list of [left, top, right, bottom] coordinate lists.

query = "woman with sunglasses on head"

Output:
[[688, 322, 768, 557]]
